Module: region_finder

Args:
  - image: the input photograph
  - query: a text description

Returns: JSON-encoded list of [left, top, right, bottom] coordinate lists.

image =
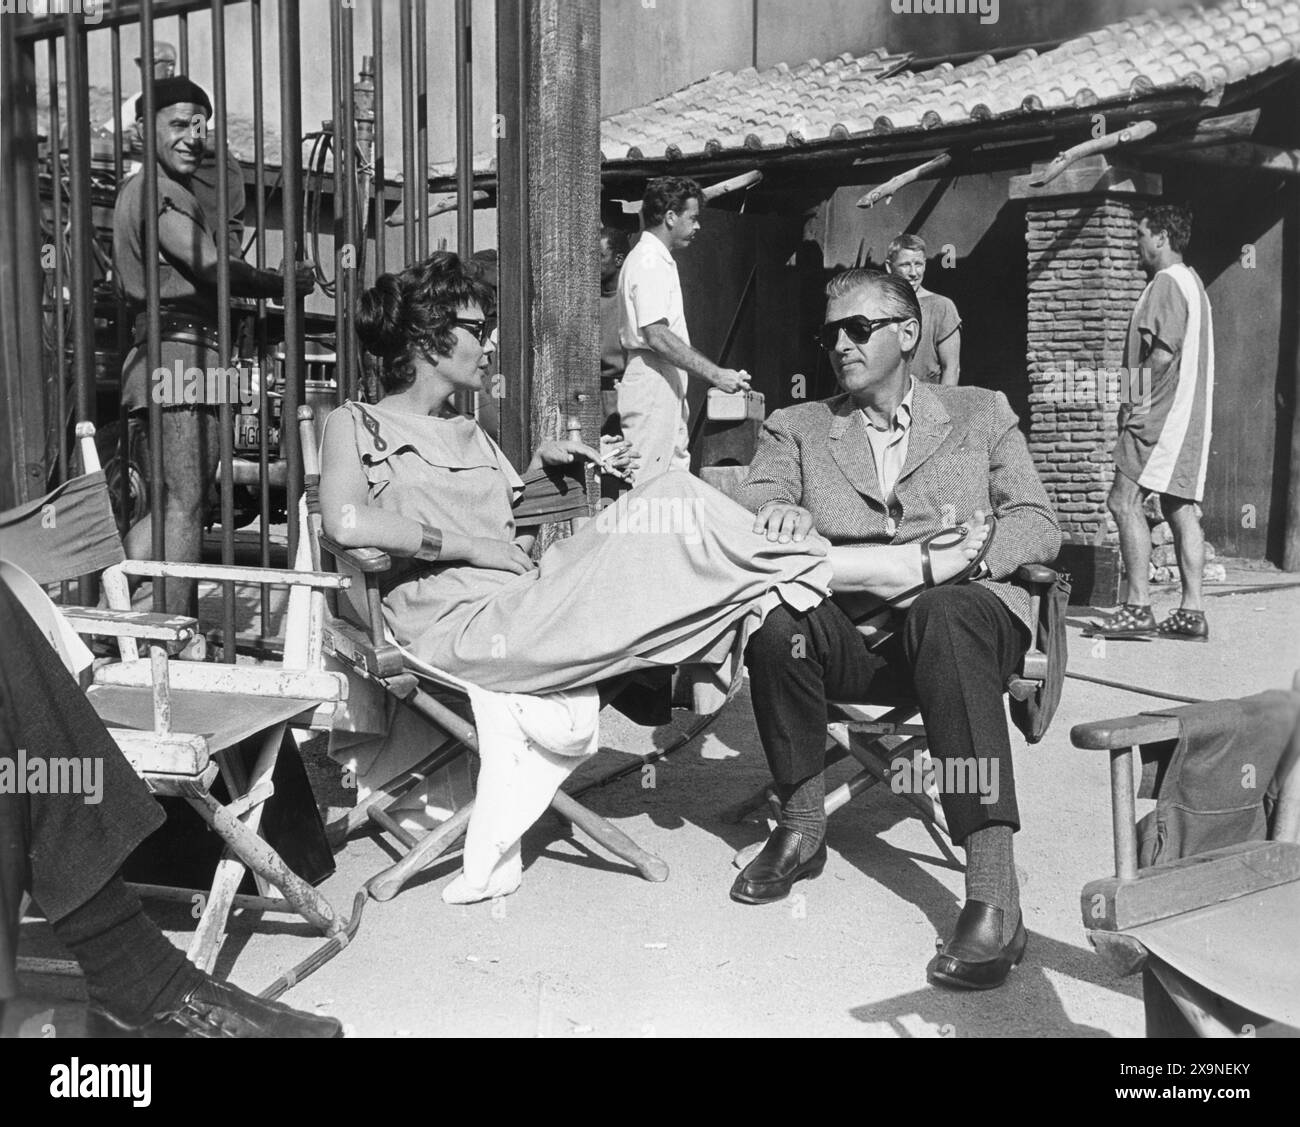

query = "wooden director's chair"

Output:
[[725, 564, 1069, 868], [1073, 677, 1300, 1037], [1, 423, 355, 974], [298, 407, 670, 903]]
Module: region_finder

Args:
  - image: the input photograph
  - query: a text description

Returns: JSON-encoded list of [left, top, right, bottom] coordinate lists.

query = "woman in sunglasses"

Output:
[[317, 253, 988, 899]]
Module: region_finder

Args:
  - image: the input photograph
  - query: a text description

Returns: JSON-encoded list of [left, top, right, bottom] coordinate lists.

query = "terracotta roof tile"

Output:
[[601, 0, 1300, 165]]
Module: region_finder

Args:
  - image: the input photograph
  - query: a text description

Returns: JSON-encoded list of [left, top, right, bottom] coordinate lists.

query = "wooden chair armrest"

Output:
[[1015, 563, 1057, 586], [514, 464, 590, 525], [62, 607, 196, 649], [1070, 713, 1181, 750], [119, 559, 350, 590], [318, 536, 393, 574]]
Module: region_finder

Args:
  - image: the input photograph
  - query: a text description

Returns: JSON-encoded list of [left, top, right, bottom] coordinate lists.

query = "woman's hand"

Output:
[[598, 435, 639, 482], [466, 537, 537, 575], [532, 438, 605, 471]]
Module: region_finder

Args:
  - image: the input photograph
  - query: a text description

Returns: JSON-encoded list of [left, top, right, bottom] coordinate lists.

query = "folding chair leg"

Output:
[[182, 724, 342, 971], [367, 803, 475, 902], [551, 791, 669, 882]]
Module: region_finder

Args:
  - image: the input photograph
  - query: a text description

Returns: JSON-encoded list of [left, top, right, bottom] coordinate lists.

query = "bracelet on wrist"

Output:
[[413, 523, 443, 562]]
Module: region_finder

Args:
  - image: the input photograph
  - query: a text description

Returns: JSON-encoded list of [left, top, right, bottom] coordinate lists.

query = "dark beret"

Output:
[[135, 76, 213, 121]]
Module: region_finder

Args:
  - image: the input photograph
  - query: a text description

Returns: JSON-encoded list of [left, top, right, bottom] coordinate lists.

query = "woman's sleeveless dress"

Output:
[[332, 400, 833, 695]]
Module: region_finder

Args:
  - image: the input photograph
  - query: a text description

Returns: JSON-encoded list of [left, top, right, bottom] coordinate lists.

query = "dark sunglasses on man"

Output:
[[816, 314, 912, 351]]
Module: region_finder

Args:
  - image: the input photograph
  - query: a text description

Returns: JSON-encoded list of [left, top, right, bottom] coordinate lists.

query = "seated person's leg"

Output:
[[0, 578, 341, 1037], [903, 583, 1028, 983], [736, 601, 897, 904]]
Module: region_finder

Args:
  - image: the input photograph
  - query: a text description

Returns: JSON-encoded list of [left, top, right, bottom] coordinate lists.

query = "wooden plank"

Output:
[[1071, 713, 1181, 750], [94, 660, 346, 702], [119, 559, 350, 589], [106, 729, 212, 776], [63, 607, 196, 643], [1081, 841, 1300, 932], [1159, 141, 1300, 177], [325, 617, 405, 678], [1010, 156, 1162, 200]]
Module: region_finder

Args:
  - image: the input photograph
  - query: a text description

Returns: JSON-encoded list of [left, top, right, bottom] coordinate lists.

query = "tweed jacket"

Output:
[[733, 382, 1061, 634]]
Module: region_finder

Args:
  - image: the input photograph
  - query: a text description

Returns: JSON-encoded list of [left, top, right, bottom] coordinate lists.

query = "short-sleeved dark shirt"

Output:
[[912, 289, 962, 384]]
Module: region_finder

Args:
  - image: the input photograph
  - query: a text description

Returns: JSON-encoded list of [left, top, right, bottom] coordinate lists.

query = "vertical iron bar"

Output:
[[494, 0, 531, 468], [279, 0, 304, 565], [455, 0, 473, 262], [399, 0, 416, 267], [64, 12, 96, 604], [178, 12, 188, 72], [140, 0, 166, 610], [415, 0, 428, 260], [252, 0, 271, 637], [212, 0, 236, 660], [47, 39, 67, 485], [340, 3, 357, 404], [111, 10, 130, 531], [372, 0, 386, 280], [329, 0, 343, 407]]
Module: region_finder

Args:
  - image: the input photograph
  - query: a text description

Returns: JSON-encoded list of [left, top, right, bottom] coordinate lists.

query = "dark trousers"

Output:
[[745, 583, 1028, 844], [0, 578, 164, 1001]]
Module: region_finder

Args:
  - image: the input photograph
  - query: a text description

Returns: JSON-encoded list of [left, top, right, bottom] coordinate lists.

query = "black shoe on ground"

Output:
[[88, 977, 344, 1039], [729, 827, 827, 905], [926, 900, 1028, 991]]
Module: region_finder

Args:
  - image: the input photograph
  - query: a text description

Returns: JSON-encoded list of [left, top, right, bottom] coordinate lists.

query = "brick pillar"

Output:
[[1011, 157, 1161, 544]]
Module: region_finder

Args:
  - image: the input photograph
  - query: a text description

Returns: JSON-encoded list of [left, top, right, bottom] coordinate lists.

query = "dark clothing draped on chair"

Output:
[[0, 575, 165, 1003]]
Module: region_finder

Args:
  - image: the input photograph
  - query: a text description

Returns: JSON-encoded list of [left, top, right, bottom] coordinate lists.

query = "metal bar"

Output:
[[110, 10, 131, 529], [140, 1, 165, 610], [494, 0, 530, 467], [252, 0, 271, 639], [212, 0, 236, 660], [47, 38, 68, 485], [371, 0, 386, 279], [399, 0, 416, 267], [176, 11, 188, 71], [278, 0, 304, 566], [1, 12, 48, 509], [415, 0, 428, 260], [455, 0, 474, 262], [340, 3, 357, 404], [329, 0, 343, 406], [64, 14, 96, 604]]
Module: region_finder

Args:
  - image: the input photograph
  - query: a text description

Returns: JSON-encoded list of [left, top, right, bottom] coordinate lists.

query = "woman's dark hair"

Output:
[[355, 252, 495, 392]]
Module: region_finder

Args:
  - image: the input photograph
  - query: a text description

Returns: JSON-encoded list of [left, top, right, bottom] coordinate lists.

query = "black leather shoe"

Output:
[[926, 900, 1027, 991], [88, 977, 344, 1038], [730, 827, 827, 905]]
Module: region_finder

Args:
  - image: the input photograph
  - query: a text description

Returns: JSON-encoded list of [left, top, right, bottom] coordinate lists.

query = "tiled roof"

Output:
[[600, 0, 1300, 164]]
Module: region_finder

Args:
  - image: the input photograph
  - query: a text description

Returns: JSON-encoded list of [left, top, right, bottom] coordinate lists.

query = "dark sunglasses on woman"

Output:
[[451, 317, 496, 345]]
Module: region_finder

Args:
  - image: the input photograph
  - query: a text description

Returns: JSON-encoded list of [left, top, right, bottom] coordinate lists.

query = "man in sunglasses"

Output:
[[617, 177, 750, 481], [732, 269, 1060, 991]]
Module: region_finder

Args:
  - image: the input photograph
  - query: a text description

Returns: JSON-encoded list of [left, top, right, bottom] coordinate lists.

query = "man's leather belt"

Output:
[[132, 312, 220, 351]]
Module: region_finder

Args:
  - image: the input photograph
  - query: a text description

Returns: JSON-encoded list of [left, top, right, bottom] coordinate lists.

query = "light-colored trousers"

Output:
[[617, 350, 691, 482]]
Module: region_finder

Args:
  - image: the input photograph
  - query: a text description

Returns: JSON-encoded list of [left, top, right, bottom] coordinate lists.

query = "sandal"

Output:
[[1083, 603, 1157, 639], [1157, 607, 1209, 643]]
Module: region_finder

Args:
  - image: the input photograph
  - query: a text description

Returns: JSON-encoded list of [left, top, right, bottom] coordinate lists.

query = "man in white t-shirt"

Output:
[[616, 177, 749, 480]]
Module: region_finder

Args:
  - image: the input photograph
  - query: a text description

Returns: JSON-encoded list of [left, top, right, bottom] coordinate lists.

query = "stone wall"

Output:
[[1023, 192, 1147, 543]]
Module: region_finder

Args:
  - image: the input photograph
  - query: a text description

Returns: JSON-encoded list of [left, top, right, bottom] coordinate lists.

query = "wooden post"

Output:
[[497, 0, 601, 492]]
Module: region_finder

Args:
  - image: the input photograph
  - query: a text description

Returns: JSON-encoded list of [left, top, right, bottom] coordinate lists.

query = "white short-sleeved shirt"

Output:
[[618, 232, 689, 352]]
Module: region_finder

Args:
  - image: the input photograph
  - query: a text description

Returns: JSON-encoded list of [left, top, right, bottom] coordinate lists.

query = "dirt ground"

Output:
[[9, 566, 1300, 1038]]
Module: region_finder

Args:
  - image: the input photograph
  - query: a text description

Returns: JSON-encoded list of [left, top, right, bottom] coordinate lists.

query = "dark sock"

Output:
[[775, 773, 826, 862], [963, 823, 1021, 944], [51, 875, 203, 1024]]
